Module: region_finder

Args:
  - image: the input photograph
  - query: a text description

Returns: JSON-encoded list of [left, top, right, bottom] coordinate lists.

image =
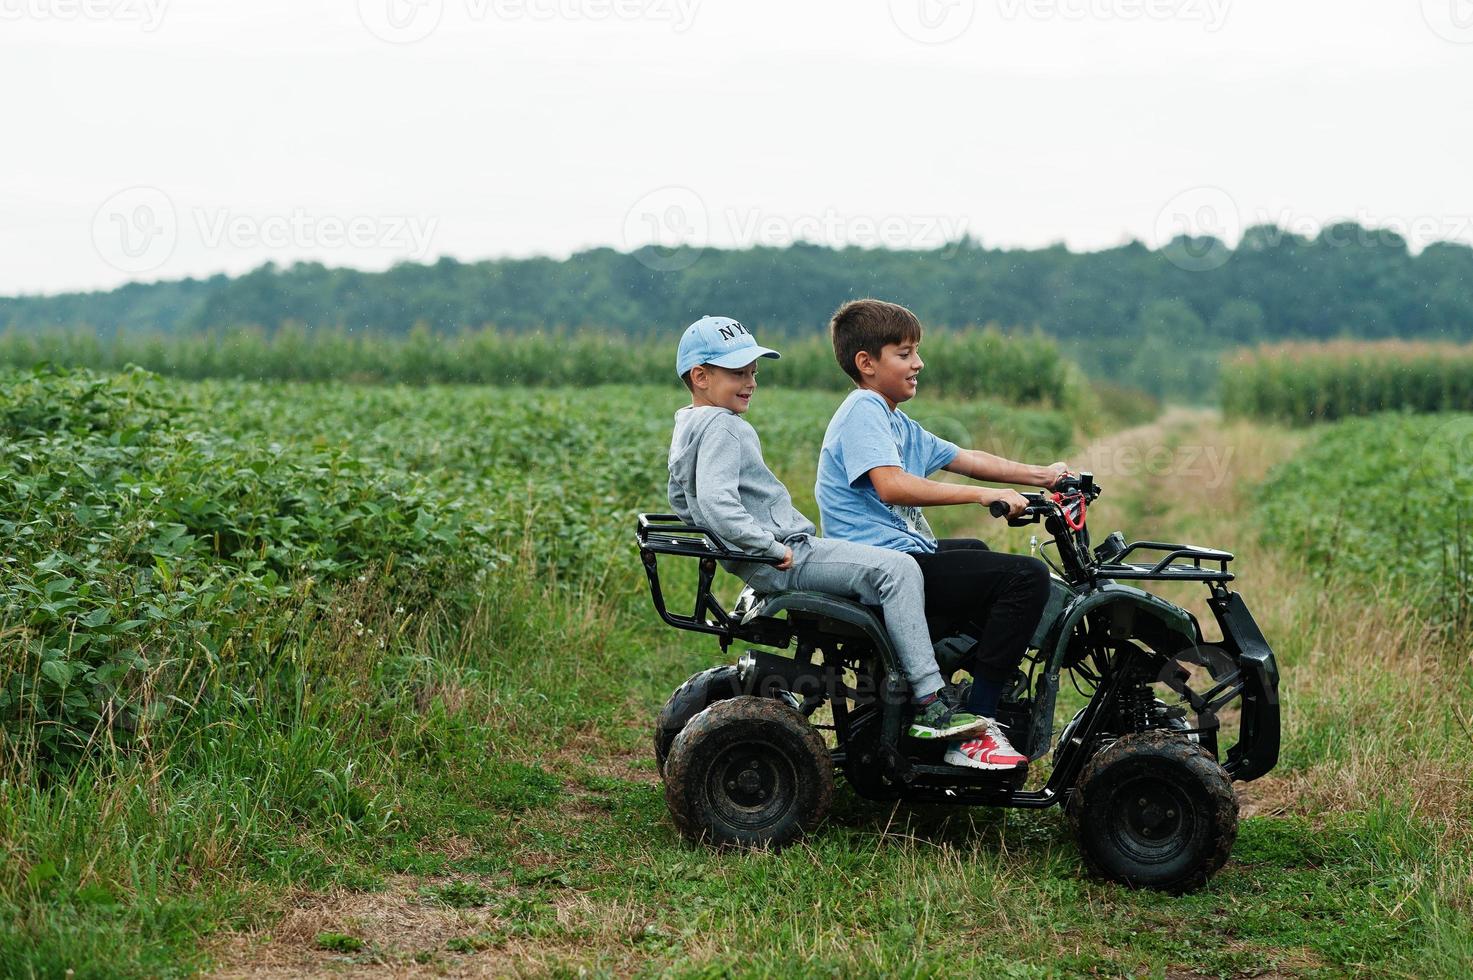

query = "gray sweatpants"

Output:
[[745, 534, 943, 699]]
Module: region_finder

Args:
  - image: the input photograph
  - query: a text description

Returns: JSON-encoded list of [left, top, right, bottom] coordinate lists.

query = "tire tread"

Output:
[[1068, 730, 1238, 893], [664, 696, 833, 849]]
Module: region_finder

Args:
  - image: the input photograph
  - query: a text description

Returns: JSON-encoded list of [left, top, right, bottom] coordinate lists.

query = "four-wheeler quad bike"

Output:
[[636, 473, 1280, 892]]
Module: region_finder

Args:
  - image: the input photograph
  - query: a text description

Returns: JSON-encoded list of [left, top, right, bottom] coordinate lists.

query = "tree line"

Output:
[[4, 224, 1469, 398]]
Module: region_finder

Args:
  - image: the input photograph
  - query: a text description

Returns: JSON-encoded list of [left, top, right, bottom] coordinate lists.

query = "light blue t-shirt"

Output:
[[815, 389, 961, 554]]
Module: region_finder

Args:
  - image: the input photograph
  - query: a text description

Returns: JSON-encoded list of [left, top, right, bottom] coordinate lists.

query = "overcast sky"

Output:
[[2, 0, 1470, 295]]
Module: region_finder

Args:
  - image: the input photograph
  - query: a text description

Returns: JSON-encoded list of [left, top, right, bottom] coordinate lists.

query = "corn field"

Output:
[[0, 324, 1075, 408], [1221, 341, 1473, 423]]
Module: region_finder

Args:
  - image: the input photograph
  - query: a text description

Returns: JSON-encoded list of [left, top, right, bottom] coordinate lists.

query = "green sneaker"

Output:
[[908, 697, 989, 739]]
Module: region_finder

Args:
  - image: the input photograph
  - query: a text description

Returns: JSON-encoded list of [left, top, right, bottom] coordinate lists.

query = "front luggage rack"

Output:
[[636, 513, 789, 644], [1093, 540, 1235, 583]]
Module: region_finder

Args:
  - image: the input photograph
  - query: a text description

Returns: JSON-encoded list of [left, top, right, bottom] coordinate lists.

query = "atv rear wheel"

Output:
[[653, 665, 799, 775], [663, 696, 833, 850], [1068, 730, 1237, 893]]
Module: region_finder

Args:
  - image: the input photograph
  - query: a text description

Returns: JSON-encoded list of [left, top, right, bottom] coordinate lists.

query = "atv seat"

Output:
[[735, 586, 979, 676], [736, 586, 888, 642]]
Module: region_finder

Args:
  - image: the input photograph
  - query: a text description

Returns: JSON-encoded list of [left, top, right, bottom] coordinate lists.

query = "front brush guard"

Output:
[[1205, 591, 1281, 781]]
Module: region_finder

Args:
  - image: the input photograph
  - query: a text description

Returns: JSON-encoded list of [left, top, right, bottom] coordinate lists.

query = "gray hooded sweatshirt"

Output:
[[667, 406, 816, 574]]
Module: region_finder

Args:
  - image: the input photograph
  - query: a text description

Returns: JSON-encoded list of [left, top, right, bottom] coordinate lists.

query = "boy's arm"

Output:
[[694, 424, 788, 560], [942, 449, 1068, 488], [667, 472, 692, 521], [868, 465, 1029, 514]]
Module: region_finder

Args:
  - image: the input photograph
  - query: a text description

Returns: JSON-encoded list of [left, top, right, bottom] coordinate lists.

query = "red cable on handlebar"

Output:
[[1052, 491, 1087, 531]]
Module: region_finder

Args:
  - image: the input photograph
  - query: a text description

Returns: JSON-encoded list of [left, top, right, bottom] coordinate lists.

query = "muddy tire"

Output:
[[1068, 730, 1238, 893], [663, 696, 833, 850], [653, 666, 798, 776]]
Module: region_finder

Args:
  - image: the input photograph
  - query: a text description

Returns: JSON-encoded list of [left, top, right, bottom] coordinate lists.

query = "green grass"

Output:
[[0, 366, 1075, 976], [1256, 412, 1473, 631], [3, 370, 1471, 976]]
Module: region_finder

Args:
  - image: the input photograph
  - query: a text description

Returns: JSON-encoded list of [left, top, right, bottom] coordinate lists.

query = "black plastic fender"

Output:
[[742, 591, 897, 674], [1022, 584, 1201, 759], [1028, 573, 1078, 650]]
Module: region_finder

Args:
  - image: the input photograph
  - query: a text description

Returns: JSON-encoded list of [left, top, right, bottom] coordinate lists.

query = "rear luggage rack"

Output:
[[636, 514, 790, 647]]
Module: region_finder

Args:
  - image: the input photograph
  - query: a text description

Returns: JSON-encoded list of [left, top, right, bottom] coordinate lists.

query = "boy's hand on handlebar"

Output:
[[984, 489, 1030, 518], [775, 546, 794, 571], [1044, 462, 1072, 489]]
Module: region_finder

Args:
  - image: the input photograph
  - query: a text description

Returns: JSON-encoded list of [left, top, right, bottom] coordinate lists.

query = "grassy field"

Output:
[[2, 368, 1471, 977]]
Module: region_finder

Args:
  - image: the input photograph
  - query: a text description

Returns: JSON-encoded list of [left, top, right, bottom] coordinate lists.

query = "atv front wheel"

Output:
[[653, 665, 799, 775], [1068, 730, 1237, 893], [663, 696, 833, 850]]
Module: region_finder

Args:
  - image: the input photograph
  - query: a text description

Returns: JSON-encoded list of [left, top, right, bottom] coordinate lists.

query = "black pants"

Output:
[[911, 539, 1051, 684]]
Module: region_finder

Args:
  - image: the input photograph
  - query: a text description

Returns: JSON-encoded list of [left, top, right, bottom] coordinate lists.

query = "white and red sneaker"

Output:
[[944, 723, 1028, 770]]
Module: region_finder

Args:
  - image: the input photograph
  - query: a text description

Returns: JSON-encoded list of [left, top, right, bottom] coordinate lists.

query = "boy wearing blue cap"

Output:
[[667, 315, 985, 740]]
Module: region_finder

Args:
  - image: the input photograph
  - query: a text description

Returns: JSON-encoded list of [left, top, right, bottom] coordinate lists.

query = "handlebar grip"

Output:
[[989, 500, 1010, 518]]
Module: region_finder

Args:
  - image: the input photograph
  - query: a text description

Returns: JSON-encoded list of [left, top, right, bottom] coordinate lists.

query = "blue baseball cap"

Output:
[[676, 316, 782, 377]]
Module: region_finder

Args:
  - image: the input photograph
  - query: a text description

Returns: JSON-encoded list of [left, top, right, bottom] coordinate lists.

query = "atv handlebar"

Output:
[[987, 472, 1100, 522], [988, 496, 1046, 519]]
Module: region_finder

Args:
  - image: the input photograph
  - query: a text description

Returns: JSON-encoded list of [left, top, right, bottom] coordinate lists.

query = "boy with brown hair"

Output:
[[816, 299, 1071, 770]]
